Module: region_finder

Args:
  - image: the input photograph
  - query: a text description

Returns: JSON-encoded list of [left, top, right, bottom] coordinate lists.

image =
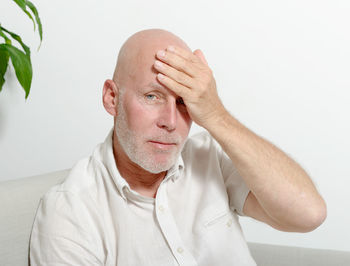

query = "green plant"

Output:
[[0, 0, 42, 99]]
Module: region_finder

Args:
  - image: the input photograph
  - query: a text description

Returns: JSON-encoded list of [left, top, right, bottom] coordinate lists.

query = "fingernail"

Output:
[[167, 45, 175, 52], [154, 60, 163, 68], [157, 50, 166, 58]]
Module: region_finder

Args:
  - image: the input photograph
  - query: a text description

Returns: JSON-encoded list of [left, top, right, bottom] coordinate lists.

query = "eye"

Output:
[[176, 97, 188, 113], [176, 97, 185, 105], [146, 94, 157, 100]]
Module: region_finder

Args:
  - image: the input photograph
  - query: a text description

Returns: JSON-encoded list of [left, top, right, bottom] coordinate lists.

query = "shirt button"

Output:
[[227, 218, 233, 227], [177, 247, 184, 254], [158, 205, 165, 213]]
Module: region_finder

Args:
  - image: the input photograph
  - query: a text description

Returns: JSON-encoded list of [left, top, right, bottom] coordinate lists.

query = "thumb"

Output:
[[193, 49, 208, 65]]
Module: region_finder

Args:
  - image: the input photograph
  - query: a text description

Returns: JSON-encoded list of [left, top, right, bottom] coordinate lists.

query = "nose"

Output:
[[157, 99, 177, 131]]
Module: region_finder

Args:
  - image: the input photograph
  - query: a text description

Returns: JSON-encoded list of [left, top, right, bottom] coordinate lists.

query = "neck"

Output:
[[112, 131, 166, 198]]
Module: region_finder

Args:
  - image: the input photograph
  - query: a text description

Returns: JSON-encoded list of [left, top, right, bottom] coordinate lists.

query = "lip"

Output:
[[148, 141, 177, 150], [149, 141, 176, 145]]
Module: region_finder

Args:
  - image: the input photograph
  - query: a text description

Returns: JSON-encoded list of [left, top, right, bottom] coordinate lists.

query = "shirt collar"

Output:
[[164, 155, 184, 182], [100, 128, 185, 201], [100, 128, 130, 201]]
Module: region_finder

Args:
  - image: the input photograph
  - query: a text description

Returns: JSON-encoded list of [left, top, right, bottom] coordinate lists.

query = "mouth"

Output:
[[148, 141, 177, 150], [149, 141, 176, 145]]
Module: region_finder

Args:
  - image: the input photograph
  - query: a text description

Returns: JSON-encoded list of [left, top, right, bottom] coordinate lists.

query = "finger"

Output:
[[156, 49, 199, 78], [154, 59, 196, 89], [166, 45, 201, 63], [156, 73, 190, 99], [193, 49, 208, 66]]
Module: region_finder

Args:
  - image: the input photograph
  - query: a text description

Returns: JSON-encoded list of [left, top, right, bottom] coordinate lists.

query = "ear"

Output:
[[102, 79, 119, 116]]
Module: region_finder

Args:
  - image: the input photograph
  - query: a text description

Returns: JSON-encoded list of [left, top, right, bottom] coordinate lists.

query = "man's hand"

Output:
[[154, 45, 226, 128]]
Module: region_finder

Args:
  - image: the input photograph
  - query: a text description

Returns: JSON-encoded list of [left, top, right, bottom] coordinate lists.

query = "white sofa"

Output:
[[1, 170, 349, 266]]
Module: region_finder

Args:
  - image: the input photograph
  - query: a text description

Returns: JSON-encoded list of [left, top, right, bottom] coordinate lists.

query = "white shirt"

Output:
[[30, 130, 256, 266]]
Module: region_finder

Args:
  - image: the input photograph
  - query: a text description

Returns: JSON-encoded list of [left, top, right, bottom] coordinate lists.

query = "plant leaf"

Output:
[[26, 1, 43, 45], [0, 49, 10, 91], [12, 0, 26, 9], [12, 0, 36, 31], [0, 44, 32, 98], [1, 26, 30, 57], [0, 26, 12, 45], [0, 27, 11, 91]]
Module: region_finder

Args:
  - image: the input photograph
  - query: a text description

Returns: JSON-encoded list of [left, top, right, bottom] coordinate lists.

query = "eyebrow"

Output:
[[146, 82, 169, 93], [145, 82, 180, 98]]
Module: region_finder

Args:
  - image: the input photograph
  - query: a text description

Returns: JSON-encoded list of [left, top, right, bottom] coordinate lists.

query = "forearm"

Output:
[[205, 109, 327, 230]]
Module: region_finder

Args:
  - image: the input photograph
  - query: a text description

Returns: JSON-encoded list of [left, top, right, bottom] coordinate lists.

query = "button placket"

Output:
[[155, 182, 197, 266]]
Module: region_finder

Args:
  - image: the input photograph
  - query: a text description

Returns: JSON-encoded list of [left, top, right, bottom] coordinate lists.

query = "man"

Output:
[[29, 29, 327, 265]]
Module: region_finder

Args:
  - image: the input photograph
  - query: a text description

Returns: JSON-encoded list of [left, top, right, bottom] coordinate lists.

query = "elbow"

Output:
[[297, 199, 327, 233]]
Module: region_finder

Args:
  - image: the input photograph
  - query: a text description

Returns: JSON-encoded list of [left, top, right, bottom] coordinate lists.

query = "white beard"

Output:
[[115, 100, 184, 174]]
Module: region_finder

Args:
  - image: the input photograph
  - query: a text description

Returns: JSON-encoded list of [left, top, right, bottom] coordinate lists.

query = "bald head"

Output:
[[113, 29, 191, 90]]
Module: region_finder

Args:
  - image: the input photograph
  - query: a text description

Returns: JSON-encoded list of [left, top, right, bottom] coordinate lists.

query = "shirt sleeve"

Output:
[[29, 189, 104, 266], [218, 143, 250, 216]]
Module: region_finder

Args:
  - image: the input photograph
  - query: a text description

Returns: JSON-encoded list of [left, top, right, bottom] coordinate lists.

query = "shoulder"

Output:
[[35, 166, 102, 237], [181, 130, 223, 167], [40, 158, 96, 214], [40, 155, 103, 211], [182, 130, 222, 157], [58, 137, 109, 196], [31, 182, 105, 265], [183, 131, 221, 152], [38, 136, 113, 218], [39, 185, 87, 220]]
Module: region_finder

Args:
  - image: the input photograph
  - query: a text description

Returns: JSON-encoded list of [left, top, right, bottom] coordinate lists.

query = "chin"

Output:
[[141, 163, 170, 174], [141, 155, 177, 174]]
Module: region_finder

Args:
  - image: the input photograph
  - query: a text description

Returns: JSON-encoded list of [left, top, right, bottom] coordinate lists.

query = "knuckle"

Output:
[[202, 75, 211, 85], [181, 59, 191, 72], [180, 74, 189, 85], [175, 72, 185, 83], [181, 64, 188, 74]]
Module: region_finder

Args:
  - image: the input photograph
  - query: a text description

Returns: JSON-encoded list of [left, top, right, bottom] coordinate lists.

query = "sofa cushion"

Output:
[[0, 170, 69, 266], [248, 242, 350, 266]]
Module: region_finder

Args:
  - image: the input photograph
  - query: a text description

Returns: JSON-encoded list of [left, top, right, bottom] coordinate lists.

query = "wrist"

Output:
[[202, 106, 231, 132]]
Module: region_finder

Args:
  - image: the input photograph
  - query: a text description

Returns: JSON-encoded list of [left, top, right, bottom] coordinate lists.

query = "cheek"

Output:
[[123, 98, 156, 132], [178, 112, 192, 137]]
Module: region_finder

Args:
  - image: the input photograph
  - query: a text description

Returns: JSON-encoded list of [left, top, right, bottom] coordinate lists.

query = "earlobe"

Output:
[[102, 79, 119, 116]]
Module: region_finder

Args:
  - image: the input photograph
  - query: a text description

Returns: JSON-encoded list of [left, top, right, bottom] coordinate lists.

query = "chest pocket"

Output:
[[192, 200, 234, 237], [204, 209, 233, 228]]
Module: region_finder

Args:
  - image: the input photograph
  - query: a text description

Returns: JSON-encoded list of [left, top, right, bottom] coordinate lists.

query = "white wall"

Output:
[[1, 0, 349, 252]]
